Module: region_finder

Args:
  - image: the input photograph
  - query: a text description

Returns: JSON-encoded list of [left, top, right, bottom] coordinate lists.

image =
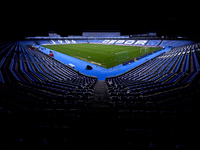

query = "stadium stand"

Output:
[[88, 40, 104, 43], [24, 39, 195, 49], [76, 40, 88, 43], [146, 40, 162, 46], [102, 40, 110, 44], [108, 40, 117, 44], [115, 40, 125, 44], [106, 43, 200, 104], [124, 40, 136, 45], [82, 32, 121, 37], [1, 39, 200, 148], [134, 40, 148, 45]]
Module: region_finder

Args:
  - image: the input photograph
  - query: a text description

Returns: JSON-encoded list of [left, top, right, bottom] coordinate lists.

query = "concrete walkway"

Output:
[[92, 80, 110, 107]]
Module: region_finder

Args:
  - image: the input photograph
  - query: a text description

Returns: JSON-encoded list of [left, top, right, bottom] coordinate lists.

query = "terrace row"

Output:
[[1, 41, 200, 147], [0, 42, 97, 112], [1, 41, 200, 118], [23, 39, 194, 47], [106, 43, 200, 110]]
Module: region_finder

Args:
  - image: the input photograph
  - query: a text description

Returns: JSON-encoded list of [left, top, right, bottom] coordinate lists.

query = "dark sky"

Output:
[[1, 1, 199, 40]]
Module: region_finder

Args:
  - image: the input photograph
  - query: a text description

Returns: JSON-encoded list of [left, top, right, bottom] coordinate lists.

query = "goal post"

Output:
[[140, 47, 149, 53], [114, 51, 129, 62]]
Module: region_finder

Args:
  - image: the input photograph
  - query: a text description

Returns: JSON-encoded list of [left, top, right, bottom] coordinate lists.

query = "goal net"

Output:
[[140, 47, 149, 53], [114, 51, 129, 62]]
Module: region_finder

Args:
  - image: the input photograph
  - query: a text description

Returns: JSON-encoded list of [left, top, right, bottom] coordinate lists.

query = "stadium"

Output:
[[1, 1, 200, 149]]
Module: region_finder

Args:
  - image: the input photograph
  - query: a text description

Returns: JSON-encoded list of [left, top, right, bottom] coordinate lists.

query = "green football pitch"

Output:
[[42, 44, 161, 68]]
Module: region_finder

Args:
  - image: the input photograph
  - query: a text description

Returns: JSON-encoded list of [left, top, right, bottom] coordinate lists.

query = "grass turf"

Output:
[[42, 44, 161, 68]]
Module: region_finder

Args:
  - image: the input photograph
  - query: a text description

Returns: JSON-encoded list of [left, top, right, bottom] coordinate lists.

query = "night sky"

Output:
[[1, 1, 199, 40]]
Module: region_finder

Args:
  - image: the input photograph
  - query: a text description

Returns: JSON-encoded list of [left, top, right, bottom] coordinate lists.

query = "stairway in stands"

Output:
[[93, 80, 110, 107]]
